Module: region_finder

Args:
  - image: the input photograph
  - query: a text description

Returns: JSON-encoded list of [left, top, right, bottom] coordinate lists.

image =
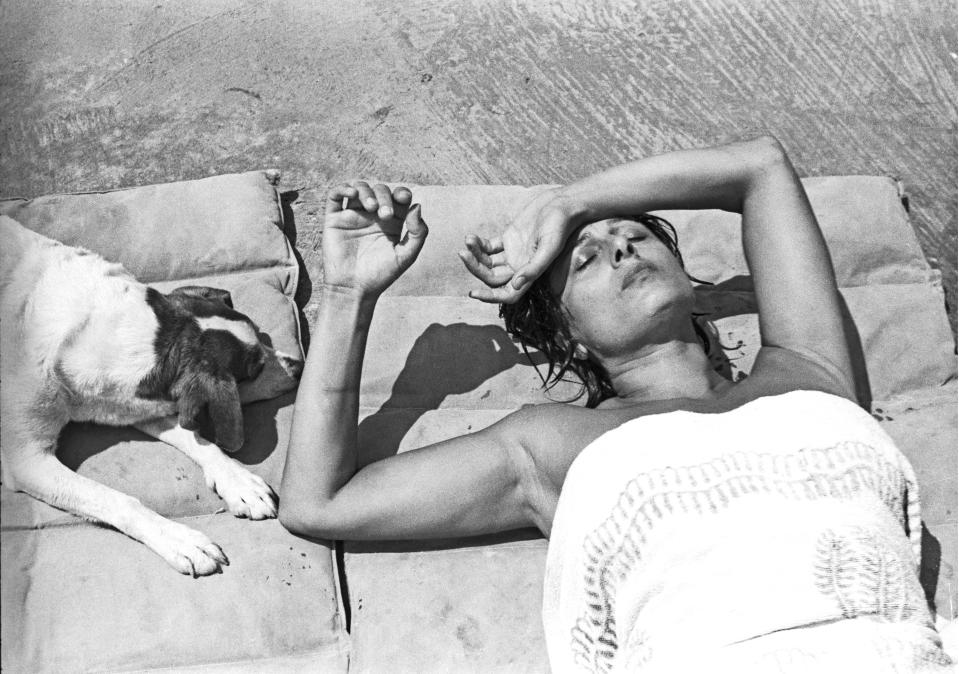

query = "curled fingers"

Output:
[[326, 184, 359, 214]]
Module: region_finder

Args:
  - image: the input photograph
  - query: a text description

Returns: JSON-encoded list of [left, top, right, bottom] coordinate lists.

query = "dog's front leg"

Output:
[[4, 450, 229, 576], [134, 417, 277, 520]]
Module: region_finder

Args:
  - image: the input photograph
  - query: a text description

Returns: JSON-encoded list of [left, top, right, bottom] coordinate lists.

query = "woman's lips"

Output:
[[620, 263, 653, 289]]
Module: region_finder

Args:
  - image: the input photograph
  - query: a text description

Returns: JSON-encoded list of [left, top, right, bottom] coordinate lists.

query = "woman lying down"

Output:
[[279, 137, 953, 672]]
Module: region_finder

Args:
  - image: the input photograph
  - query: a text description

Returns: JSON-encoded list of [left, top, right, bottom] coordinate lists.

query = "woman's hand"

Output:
[[323, 182, 428, 298], [459, 188, 583, 304]]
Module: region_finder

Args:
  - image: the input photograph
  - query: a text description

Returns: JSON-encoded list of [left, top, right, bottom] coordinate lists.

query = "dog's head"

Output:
[[141, 285, 302, 452]]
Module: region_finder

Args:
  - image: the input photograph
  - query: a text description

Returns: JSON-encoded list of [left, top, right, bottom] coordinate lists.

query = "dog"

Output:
[[0, 215, 302, 576]]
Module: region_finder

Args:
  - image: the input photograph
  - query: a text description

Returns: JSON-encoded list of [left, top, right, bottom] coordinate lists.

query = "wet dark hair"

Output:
[[500, 214, 710, 408]]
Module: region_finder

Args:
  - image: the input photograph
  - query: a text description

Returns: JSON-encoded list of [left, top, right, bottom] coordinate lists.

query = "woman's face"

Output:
[[548, 218, 695, 360]]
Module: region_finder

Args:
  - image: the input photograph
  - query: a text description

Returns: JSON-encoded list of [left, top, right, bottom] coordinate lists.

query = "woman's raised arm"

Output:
[[278, 183, 543, 540]]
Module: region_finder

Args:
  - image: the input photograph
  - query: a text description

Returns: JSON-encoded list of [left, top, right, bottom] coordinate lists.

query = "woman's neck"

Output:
[[603, 339, 729, 404]]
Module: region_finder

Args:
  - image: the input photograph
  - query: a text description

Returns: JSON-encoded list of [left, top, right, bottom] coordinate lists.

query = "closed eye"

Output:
[[575, 254, 595, 271], [238, 349, 266, 381]]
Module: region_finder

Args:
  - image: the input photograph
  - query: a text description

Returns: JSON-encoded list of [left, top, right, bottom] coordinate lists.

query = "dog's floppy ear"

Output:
[[175, 367, 244, 452], [170, 285, 234, 309]]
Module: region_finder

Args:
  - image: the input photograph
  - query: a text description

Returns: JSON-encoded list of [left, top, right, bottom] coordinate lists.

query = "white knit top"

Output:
[[543, 390, 952, 673]]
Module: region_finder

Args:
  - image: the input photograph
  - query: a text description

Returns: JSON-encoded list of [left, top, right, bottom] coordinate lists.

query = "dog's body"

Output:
[[1, 216, 300, 575]]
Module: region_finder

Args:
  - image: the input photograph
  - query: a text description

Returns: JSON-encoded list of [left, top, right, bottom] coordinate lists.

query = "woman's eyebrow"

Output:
[[610, 221, 644, 235]]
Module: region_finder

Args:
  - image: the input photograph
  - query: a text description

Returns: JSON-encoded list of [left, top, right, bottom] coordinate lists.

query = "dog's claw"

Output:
[[204, 458, 278, 521], [205, 543, 229, 566], [172, 553, 199, 577], [147, 519, 226, 577]]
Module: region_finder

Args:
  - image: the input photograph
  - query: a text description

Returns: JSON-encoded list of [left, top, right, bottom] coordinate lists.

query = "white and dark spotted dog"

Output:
[[0, 216, 302, 576]]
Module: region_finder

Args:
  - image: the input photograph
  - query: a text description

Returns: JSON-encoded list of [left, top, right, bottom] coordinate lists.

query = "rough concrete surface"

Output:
[[1, 0, 956, 332]]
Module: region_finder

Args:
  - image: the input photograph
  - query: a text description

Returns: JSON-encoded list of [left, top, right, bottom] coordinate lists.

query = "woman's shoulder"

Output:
[[495, 401, 655, 490], [504, 400, 639, 438], [500, 401, 612, 452]]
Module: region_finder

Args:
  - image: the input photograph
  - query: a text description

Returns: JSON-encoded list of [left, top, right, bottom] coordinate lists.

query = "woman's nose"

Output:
[[610, 235, 634, 266]]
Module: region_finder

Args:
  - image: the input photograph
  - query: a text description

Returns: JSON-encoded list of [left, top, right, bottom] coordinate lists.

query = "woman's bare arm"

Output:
[[734, 138, 854, 397], [278, 183, 542, 540]]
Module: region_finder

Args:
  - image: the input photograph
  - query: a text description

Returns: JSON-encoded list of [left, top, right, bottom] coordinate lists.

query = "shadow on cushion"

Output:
[[359, 322, 548, 464]]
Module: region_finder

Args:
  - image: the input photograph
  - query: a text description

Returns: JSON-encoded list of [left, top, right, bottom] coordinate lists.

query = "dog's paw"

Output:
[[148, 520, 229, 577], [203, 458, 277, 520]]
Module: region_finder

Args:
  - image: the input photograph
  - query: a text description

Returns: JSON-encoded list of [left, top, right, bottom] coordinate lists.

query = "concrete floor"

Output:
[[1, 0, 956, 335]]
